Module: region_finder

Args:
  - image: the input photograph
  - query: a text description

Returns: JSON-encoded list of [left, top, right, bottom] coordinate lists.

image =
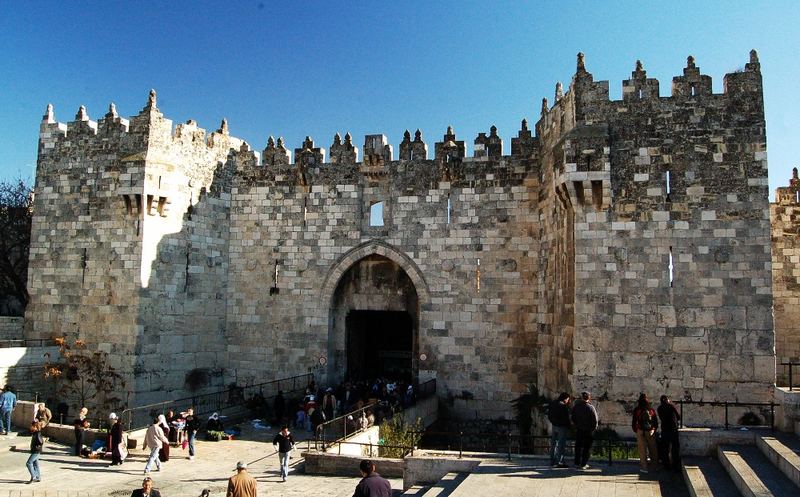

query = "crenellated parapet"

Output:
[[775, 167, 800, 206], [473, 126, 502, 159], [398, 129, 428, 161], [329, 132, 358, 164]]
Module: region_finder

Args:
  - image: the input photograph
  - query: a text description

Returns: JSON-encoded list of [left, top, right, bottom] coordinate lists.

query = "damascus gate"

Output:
[[23, 51, 776, 429]]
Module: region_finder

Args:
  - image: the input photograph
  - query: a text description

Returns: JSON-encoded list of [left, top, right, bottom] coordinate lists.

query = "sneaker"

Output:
[[639, 469, 648, 474], [143, 471, 150, 475], [581, 465, 589, 470], [189, 456, 195, 461]]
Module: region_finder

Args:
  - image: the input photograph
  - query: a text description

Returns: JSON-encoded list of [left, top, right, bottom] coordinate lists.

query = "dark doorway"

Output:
[[346, 310, 412, 381]]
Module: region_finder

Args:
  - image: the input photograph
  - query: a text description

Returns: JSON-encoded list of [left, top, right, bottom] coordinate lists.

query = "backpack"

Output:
[[640, 409, 652, 431]]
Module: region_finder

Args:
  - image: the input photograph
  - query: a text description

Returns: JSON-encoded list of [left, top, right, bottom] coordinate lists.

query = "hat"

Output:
[[109, 412, 118, 420], [235, 461, 247, 470]]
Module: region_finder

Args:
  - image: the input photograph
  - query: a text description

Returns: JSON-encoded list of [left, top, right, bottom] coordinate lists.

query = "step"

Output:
[[400, 485, 431, 496], [718, 444, 799, 497], [682, 456, 741, 497], [418, 472, 468, 497], [756, 433, 800, 487]]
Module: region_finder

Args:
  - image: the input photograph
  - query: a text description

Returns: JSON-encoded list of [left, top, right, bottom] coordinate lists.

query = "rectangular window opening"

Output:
[[638, 89, 643, 99], [369, 201, 384, 227], [573, 181, 586, 206], [476, 258, 481, 293], [303, 196, 308, 227], [668, 246, 674, 287], [666, 170, 671, 194], [446, 195, 451, 225]]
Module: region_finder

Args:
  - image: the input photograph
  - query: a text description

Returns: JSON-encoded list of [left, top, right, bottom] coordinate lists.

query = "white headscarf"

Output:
[[158, 414, 169, 430]]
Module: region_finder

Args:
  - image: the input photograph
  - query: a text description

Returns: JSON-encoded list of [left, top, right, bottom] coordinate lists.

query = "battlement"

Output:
[[775, 168, 800, 205]]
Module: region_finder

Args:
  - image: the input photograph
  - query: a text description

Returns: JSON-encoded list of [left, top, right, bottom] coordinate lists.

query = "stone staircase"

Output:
[[683, 432, 800, 496]]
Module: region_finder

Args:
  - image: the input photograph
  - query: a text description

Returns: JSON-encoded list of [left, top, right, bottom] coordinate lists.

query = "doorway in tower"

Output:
[[346, 310, 413, 381]]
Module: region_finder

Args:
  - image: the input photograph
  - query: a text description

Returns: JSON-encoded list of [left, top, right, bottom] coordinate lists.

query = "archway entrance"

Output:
[[346, 310, 413, 380], [328, 254, 419, 384]]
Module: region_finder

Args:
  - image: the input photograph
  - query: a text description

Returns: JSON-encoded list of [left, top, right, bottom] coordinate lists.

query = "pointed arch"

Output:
[[319, 240, 430, 309]]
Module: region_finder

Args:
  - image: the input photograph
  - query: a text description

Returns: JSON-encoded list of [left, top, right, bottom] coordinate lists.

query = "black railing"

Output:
[[415, 430, 637, 464], [305, 438, 415, 458], [676, 400, 776, 431], [120, 372, 313, 432], [779, 362, 800, 390], [316, 378, 437, 444]]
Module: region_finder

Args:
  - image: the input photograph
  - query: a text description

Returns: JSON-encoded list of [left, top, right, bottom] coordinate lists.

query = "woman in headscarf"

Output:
[[206, 412, 223, 432], [157, 414, 170, 462]]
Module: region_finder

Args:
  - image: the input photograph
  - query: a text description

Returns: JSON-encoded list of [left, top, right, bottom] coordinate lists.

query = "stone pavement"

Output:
[[0, 426, 688, 497], [426, 459, 689, 497]]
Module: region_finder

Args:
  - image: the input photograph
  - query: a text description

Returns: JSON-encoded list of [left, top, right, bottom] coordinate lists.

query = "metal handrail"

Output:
[[411, 430, 637, 463], [779, 361, 800, 390], [119, 372, 313, 432], [676, 400, 776, 431], [305, 437, 416, 458]]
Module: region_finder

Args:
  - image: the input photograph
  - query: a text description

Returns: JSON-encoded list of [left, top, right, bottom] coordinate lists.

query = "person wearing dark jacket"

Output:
[[272, 426, 295, 482], [131, 476, 162, 497], [657, 395, 681, 472], [109, 413, 124, 466], [26, 421, 44, 483], [353, 459, 392, 497], [632, 393, 659, 473], [570, 391, 599, 469], [548, 393, 571, 467], [73, 407, 88, 456], [183, 407, 201, 461]]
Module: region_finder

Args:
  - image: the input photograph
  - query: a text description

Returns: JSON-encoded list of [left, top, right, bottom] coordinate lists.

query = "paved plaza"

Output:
[[0, 424, 689, 497]]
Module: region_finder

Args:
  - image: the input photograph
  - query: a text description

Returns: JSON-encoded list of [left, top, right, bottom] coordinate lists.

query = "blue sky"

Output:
[[1, 1, 797, 197]]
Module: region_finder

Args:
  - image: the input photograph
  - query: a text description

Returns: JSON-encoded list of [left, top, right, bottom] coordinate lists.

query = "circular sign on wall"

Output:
[[318, 356, 327, 366], [419, 353, 427, 362]]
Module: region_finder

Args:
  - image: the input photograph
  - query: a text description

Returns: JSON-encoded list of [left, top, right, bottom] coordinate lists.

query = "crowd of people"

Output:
[[548, 391, 681, 473], [272, 377, 418, 437]]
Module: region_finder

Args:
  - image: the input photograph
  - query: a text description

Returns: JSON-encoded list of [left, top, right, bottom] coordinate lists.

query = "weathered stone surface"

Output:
[[22, 52, 776, 430]]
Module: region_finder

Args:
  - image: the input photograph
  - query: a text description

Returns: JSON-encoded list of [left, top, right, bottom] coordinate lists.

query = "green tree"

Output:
[[0, 179, 32, 316]]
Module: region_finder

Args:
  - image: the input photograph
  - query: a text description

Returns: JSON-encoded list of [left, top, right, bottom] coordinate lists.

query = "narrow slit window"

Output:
[[303, 196, 308, 227], [446, 194, 452, 225], [668, 246, 674, 287], [476, 258, 481, 292], [638, 89, 643, 99], [796, 191, 799, 204], [690, 85, 696, 97], [369, 201, 384, 227], [666, 170, 672, 195]]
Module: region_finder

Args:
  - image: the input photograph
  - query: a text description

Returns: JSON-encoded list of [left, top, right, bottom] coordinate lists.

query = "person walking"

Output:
[[657, 394, 681, 472], [632, 393, 659, 473], [143, 417, 170, 474], [131, 476, 162, 497], [109, 412, 124, 466], [183, 407, 201, 461], [0, 385, 17, 435], [352, 459, 392, 497], [272, 425, 295, 482], [227, 461, 257, 497], [73, 407, 89, 456], [26, 421, 43, 483], [571, 391, 598, 470], [548, 392, 571, 468]]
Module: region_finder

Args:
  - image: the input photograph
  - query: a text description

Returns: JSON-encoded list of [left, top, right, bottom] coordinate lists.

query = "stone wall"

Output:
[[24, 51, 775, 426], [0, 346, 58, 399], [0, 316, 24, 341], [772, 169, 800, 386]]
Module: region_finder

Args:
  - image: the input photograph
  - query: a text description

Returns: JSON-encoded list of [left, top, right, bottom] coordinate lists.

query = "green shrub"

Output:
[[378, 416, 422, 458]]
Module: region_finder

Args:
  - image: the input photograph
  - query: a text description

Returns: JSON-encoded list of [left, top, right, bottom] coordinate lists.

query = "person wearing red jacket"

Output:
[[632, 393, 659, 473]]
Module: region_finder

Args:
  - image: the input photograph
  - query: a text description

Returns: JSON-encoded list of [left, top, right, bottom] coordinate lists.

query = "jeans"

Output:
[[278, 451, 290, 479], [144, 446, 161, 472], [26, 452, 40, 480], [0, 408, 11, 433], [574, 429, 594, 467], [188, 431, 196, 457], [549, 425, 568, 465]]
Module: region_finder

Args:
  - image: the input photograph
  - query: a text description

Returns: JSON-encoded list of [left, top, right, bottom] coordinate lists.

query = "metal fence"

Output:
[[316, 378, 437, 444], [676, 400, 776, 431], [119, 372, 313, 431], [779, 361, 800, 390]]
